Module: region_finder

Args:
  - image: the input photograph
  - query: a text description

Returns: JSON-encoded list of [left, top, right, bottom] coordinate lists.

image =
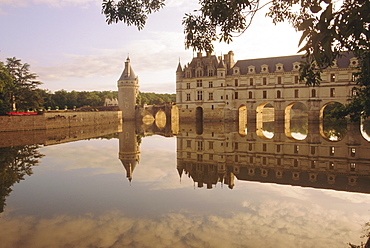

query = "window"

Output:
[[208, 70, 213, 76], [197, 141, 203, 151], [277, 158, 281, 166], [312, 89, 316, 97], [187, 152, 191, 158], [209, 154, 213, 160], [311, 160, 316, 169], [276, 144, 281, 152], [295, 89, 299, 98], [263, 77, 267, 85], [186, 140, 191, 147], [263, 144, 267, 151], [226, 95, 228, 100], [350, 162, 356, 172], [330, 88, 335, 97], [294, 75, 299, 84], [235, 79, 238, 86], [235, 92, 239, 99], [208, 141, 214, 149], [208, 92, 213, 100], [196, 70, 202, 77], [329, 162, 335, 170], [330, 146, 335, 155], [294, 159, 298, 167], [294, 145, 299, 154], [186, 83, 190, 89], [330, 73, 335, 82], [277, 76, 282, 84], [196, 80, 202, 87], [235, 142, 238, 150], [249, 143, 253, 151], [263, 91, 267, 99], [186, 94, 191, 101], [262, 157, 267, 165], [197, 91, 203, 100], [351, 148, 356, 157], [311, 146, 315, 155], [221, 83, 223, 87], [197, 154, 203, 161], [209, 81, 213, 88], [248, 91, 253, 99], [186, 71, 191, 78], [250, 78, 254, 86], [277, 90, 281, 99]]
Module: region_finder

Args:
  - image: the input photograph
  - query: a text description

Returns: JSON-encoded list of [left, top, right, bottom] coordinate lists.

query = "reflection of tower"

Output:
[[119, 121, 140, 182], [118, 57, 139, 121]]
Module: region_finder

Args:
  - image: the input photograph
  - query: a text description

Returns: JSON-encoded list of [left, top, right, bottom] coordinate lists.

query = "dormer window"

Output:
[[248, 65, 256, 74], [261, 64, 269, 73], [233, 67, 240, 75], [275, 63, 284, 72], [292, 62, 300, 71]]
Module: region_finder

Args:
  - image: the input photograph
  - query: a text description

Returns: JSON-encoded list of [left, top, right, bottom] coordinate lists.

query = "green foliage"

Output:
[[136, 92, 175, 105], [102, 0, 165, 29], [0, 57, 43, 113]]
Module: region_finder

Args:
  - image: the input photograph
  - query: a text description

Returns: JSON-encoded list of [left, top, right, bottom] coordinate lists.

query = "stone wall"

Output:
[[0, 111, 122, 132]]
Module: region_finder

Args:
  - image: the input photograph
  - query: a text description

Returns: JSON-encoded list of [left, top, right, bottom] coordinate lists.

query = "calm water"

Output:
[[1, 119, 370, 248]]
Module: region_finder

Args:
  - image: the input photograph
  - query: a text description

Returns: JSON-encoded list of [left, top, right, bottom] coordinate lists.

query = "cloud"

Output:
[[1, 198, 368, 248]]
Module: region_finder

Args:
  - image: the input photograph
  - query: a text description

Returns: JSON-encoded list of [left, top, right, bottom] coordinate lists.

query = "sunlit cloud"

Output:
[[1, 198, 368, 248]]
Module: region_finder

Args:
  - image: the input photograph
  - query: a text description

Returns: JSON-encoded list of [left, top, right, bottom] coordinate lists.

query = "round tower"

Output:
[[118, 57, 139, 121], [119, 121, 140, 182]]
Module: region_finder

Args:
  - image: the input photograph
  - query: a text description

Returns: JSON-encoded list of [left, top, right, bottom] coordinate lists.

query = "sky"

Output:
[[0, 0, 303, 93]]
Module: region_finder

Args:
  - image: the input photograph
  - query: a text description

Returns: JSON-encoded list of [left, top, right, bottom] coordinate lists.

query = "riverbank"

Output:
[[0, 111, 122, 132]]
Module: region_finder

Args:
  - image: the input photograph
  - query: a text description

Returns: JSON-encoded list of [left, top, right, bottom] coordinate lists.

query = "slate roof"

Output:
[[233, 52, 355, 74]]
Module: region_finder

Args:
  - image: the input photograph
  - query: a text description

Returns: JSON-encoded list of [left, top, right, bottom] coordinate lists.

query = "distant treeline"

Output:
[[37, 90, 175, 110]]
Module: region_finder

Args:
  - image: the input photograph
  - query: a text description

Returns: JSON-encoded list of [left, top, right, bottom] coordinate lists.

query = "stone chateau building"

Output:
[[176, 51, 358, 122]]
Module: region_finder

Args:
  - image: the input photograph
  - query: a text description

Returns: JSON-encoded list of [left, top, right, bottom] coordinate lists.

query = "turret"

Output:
[[117, 57, 139, 121], [119, 121, 140, 183]]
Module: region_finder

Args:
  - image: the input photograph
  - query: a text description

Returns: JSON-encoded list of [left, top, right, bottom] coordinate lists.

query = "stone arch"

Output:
[[319, 102, 347, 141], [155, 110, 166, 129], [238, 105, 247, 136], [285, 102, 308, 140], [256, 103, 274, 139]]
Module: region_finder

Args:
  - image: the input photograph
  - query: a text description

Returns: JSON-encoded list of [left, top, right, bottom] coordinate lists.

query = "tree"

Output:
[[102, 0, 370, 119], [0, 62, 13, 114], [4, 57, 42, 111]]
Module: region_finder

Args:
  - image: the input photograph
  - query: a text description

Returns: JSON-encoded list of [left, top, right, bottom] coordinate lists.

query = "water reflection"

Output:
[[177, 121, 370, 193], [321, 102, 348, 141], [0, 144, 44, 213], [0, 117, 370, 247]]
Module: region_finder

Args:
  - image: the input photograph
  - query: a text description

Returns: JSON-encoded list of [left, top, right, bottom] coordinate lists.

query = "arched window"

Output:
[[277, 90, 281, 99], [248, 91, 253, 99]]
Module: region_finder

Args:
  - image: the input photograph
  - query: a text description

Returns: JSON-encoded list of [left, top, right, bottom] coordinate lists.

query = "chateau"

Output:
[[176, 51, 358, 123]]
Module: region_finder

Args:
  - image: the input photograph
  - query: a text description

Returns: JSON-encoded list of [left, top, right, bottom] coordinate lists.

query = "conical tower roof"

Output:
[[176, 61, 182, 72], [118, 57, 137, 81]]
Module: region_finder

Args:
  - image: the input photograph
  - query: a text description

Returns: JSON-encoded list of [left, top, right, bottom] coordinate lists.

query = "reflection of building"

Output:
[[176, 121, 370, 192], [176, 51, 357, 122], [119, 121, 141, 182], [118, 120, 176, 182]]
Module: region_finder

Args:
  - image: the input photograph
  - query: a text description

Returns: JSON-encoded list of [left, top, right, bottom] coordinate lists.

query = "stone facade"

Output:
[[0, 111, 122, 132], [176, 51, 358, 122]]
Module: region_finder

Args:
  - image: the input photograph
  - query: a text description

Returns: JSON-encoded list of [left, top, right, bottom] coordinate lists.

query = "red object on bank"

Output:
[[6, 112, 38, 116]]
